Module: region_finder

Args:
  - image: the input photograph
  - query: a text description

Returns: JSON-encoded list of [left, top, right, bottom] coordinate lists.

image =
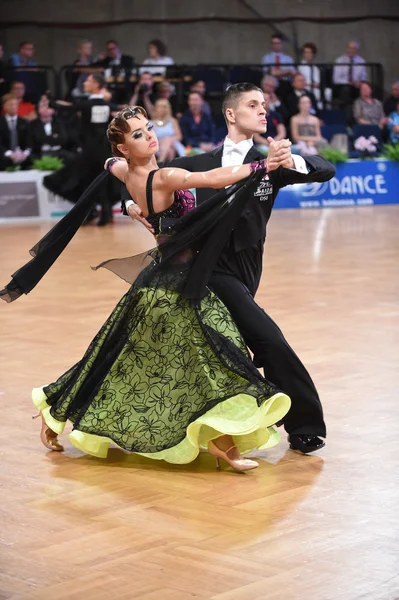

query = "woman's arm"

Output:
[[104, 157, 128, 181], [173, 118, 183, 141]]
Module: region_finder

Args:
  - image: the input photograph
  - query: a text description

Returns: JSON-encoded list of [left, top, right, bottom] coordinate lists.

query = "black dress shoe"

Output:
[[288, 434, 325, 454]]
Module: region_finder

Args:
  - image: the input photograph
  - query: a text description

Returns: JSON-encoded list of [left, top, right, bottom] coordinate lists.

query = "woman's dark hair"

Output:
[[302, 42, 317, 56], [222, 82, 262, 116], [107, 106, 148, 156], [148, 39, 167, 57]]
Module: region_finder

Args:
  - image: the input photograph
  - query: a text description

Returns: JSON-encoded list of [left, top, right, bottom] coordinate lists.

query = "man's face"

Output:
[[188, 93, 203, 112], [11, 82, 25, 99], [263, 92, 271, 113], [303, 47, 314, 62], [83, 75, 97, 94], [262, 78, 275, 95], [140, 73, 153, 89], [293, 74, 306, 91], [272, 37, 283, 53], [392, 83, 399, 98], [81, 42, 92, 57], [4, 98, 19, 117], [107, 43, 119, 59], [192, 80, 206, 96], [20, 43, 34, 59], [226, 90, 267, 134], [39, 105, 54, 120], [347, 42, 358, 58]]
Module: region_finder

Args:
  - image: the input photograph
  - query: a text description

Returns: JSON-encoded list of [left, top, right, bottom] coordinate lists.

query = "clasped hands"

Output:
[[266, 137, 294, 171]]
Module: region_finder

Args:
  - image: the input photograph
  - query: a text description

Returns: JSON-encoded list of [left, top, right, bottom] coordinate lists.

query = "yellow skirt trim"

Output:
[[32, 386, 290, 463]]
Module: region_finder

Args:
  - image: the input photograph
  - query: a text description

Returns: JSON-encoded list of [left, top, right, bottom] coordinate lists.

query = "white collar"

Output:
[[5, 114, 17, 121], [223, 136, 253, 156]]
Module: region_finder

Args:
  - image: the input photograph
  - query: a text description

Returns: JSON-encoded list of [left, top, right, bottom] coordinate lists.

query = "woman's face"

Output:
[[155, 100, 169, 119], [361, 83, 372, 98], [148, 44, 158, 58], [299, 96, 311, 113], [303, 47, 314, 62], [118, 114, 159, 160]]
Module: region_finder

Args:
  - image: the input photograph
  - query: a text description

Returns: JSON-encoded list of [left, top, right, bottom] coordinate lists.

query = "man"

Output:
[[179, 91, 214, 151], [383, 81, 399, 117], [122, 83, 336, 453], [47, 73, 117, 225], [253, 91, 286, 150], [9, 80, 36, 120], [333, 41, 367, 117], [282, 73, 319, 124], [9, 41, 36, 67], [0, 93, 31, 170], [29, 103, 73, 163], [129, 71, 157, 117], [261, 35, 296, 81], [261, 75, 283, 113], [96, 40, 134, 103]]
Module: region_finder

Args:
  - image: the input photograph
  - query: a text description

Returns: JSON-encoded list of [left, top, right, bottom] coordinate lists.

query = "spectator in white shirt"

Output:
[[261, 35, 296, 80], [139, 39, 174, 76], [298, 42, 332, 108], [333, 41, 367, 119]]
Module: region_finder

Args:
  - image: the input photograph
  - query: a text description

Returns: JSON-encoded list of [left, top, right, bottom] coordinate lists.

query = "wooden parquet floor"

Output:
[[1, 206, 399, 600]]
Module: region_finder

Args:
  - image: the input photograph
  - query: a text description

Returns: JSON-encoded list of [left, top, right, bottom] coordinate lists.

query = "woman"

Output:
[[353, 82, 385, 127], [290, 95, 328, 155], [139, 39, 174, 76], [152, 98, 185, 161], [2, 106, 291, 472]]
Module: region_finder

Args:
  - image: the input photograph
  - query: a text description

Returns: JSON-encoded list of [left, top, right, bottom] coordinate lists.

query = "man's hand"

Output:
[[127, 204, 155, 233], [266, 138, 294, 171]]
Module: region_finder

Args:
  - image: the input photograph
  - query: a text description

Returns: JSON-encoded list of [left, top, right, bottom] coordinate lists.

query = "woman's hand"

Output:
[[127, 204, 155, 233]]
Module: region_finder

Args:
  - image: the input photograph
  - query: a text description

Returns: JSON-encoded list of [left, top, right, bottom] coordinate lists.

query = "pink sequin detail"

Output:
[[175, 188, 196, 216]]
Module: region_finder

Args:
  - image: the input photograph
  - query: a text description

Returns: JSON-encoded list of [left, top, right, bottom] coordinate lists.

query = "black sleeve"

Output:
[[270, 155, 336, 190]]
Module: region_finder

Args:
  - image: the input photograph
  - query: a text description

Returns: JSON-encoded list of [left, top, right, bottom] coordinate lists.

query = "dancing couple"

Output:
[[1, 83, 335, 472]]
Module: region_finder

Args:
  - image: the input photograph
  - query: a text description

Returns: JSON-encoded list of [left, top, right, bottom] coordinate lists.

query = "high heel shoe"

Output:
[[33, 413, 64, 452], [208, 440, 258, 472]]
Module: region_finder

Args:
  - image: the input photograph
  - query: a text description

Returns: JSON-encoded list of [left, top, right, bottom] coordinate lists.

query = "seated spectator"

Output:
[[8, 81, 36, 120], [96, 40, 134, 104], [9, 41, 36, 67], [0, 93, 31, 170], [139, 39, 174, 76], [332, 41, 367, 117], [152, 98, 185, 161], [290, 95, 327, 155], [298, 42, 332, 108], [261, 35, 296, 80], [383, 81, 399, 117], [155, 81, 179, 115], [29, 103, 74, 163], [253, 91, 286, 150], [261, 75, 283, 112], [282, 73, 318, 123], [353, 82, 385, 128], [179, 91, 214, 151], [130, 71, 157, 116], [387, 100, 399, 145], [189, 80, 212, 116], [70, 39, 94, 98]]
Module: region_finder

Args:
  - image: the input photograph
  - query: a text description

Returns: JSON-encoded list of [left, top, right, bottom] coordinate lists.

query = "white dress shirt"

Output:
[[333, 54, 367, 85]]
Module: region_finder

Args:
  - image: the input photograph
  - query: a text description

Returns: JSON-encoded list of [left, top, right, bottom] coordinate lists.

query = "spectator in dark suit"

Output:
[[179, 91, 214, 151], [96, 40, 134, 103], [29, 103, 74, 163], [282, 73, 319, 124], [383, 81, 399, 117], [0, 93, 31, 170]]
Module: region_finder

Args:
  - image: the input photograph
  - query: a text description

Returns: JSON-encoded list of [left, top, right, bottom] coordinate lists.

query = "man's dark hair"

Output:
[[302, 42, 317, 55], [272, 34, 283, 41], [222, 82, 262, 116], [91, 72, 105, 89], [19, 41, 32, 49], [106, 40, 119, 47]]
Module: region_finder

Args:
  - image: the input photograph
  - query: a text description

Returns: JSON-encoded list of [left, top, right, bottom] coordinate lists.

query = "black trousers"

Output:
[[209, 271, 326, 437]]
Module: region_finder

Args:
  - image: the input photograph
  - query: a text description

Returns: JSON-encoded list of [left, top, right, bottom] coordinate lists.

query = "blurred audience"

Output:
[[69, 39, 94, 98], [9, 81, 36, 120], [152, 98, 185, 161], [179, 91, 214, 151], [261, 75, 283, 112], [139, 39, 174, 76], [97, 40, 134, 103], [189, 79, 212, 116], [253, 91, 286, 151], [333, 41, 367, 117], [298, 42, 332, 108], [383, 81, 399, 117], [9, 41, 36, 67], [0, 93, 31, 170], [387, 100, 399, 144], [290, 95, 327, 155], [154, 81, 179, 115], [130, 71, 157, 115], [353, 82, 385, 128], [29, 103, 73, 163], [261, 35, 296, 80], [282, 73, 318, 123]]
